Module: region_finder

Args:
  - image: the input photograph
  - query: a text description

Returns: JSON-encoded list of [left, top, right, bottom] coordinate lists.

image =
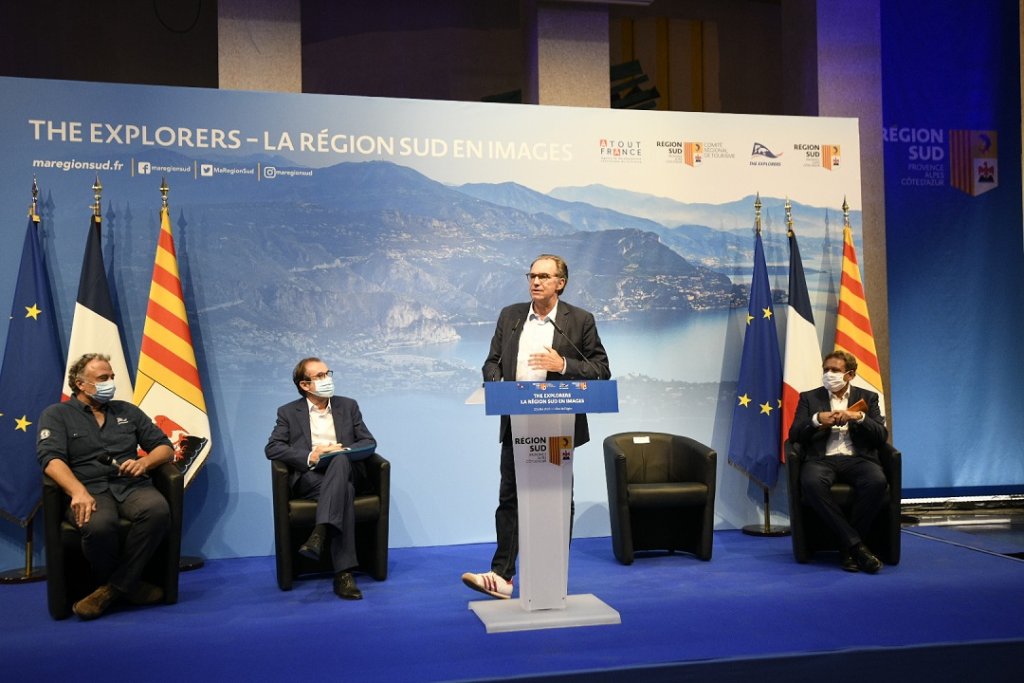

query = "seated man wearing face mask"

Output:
[[265, 357, 376, 600], [36, 353, 175, 620], [789, 350, 889, 574]]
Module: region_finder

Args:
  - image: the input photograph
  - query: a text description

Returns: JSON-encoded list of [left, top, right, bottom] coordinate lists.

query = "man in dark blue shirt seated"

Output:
[[37, 352, 174, 620]]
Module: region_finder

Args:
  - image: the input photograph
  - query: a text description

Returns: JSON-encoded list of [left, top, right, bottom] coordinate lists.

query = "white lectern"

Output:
[[469, 380, 621, 633]]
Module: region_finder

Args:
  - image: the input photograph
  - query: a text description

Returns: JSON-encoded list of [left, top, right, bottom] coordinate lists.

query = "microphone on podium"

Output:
[[548, 318, 600, 378]]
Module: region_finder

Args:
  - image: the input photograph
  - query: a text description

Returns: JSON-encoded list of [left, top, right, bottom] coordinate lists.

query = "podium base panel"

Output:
[[468, 593, 621, 633]]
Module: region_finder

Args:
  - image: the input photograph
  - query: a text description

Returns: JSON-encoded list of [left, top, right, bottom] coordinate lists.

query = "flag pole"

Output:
[[157, 178, 205, 572], [739, 194, 790, 538], [742, 486, 789, 537], [92, 174, 102, 220], [0, 179, 48, 584]]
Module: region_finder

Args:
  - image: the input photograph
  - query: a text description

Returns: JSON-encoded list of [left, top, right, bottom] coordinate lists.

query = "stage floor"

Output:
[[3, 529, 1023, 681]]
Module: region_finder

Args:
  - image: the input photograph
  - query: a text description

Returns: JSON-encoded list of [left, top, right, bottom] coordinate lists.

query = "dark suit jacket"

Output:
[[265, 395, 377, 488], [482, 300, 610, 447], [788, 386, 887, 464]]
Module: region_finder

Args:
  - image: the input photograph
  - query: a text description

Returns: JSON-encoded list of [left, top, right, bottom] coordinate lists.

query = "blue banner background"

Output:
[[882, 0, 1024, 495]]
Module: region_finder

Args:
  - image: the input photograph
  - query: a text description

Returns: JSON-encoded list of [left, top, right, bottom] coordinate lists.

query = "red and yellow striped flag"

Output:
[[134, 205, 211, 487], [835, 221, 886, 415]]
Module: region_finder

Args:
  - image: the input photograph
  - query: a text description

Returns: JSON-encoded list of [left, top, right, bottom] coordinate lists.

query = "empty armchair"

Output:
[[42, 461, 183, 620], [603, 432, 717, 564], [270, 452, 390, 590], [786, 440, 902, 565]]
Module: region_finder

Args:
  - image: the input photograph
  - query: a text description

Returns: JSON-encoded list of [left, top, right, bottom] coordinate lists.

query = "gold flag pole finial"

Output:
[[754, 192, 762, 234], [842, 196, 850, 228], [92, 175, 103, 221], [785, 197, 793, 237], [160, 177, 169, 209], [29, 176, 40, 222]]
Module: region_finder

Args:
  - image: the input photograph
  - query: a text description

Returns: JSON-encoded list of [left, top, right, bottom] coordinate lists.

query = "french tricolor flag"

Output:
[[781, 228, 821, 457], [62, 215, 134, 401]]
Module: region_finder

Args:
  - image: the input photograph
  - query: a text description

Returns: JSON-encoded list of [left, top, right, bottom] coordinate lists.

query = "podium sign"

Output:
[[484, 379, 619, 416], [469, 380, 620, 633]]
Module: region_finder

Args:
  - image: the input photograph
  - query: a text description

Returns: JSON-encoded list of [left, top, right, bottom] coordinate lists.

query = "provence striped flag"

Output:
[[835, 223, 886, 415], [133, 205, 211, 487], [63, 215, 134, 401], [781, 228, 821, 456], [728, 230, 783, 489], [0, 218, 64, 525]]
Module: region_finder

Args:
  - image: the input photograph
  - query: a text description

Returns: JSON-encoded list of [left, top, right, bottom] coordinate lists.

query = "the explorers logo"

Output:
[[749, 142, 783, 167]]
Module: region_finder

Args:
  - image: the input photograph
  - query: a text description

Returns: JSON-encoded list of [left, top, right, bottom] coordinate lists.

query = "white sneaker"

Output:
[[461, 571, 513, 599]]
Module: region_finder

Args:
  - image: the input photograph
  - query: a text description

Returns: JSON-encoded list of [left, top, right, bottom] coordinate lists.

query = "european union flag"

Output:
[[0, 219, 64, 526], [727, 230, 783, 489]]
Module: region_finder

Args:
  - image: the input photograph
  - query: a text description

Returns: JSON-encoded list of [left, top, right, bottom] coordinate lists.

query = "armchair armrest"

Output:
[[670, 435, 717, 486], [361, 452, 390, 500]]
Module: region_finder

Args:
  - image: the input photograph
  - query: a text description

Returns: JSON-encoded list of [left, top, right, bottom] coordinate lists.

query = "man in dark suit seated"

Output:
[[789, 350, 889, 573], [462, 253, 611, 599], [37, 352, 174, 620], [265, 357, 376, 600]]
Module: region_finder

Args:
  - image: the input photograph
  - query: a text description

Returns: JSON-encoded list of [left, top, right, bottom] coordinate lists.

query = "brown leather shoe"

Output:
[[125, 581, 164, 605], [72, 584, 118, 620], [333, 571, 363, 600]]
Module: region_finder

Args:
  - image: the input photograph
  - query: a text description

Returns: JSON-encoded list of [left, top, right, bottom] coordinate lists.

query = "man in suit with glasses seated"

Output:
[[266, 357, 376, 600]]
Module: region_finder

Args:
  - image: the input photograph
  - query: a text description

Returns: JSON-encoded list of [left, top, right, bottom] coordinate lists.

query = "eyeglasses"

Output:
[[526, 273, 561, 282], [303, 370, 333, 382]]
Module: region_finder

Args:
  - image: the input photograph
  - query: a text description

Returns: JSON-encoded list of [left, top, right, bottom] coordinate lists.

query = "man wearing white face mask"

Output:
[[789, 350, 889, 573], [265, 357, 376, 600], [37, 353, 174, 619]]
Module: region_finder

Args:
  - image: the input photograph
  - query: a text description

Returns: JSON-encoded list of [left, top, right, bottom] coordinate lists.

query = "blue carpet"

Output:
[[3, 531, 1023, 681]]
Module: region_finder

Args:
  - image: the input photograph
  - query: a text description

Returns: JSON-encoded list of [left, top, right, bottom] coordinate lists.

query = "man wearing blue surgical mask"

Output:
[[37, 352, 175, 620], [789, 350, 888, 573], [265, 357, 376, 600]]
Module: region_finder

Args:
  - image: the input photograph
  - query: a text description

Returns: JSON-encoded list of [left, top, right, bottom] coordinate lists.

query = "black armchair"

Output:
[[270, 453, 389, 590], [42, 461, 183, 620], [786, 440, 902, 565], [603, 432, 717, 564]]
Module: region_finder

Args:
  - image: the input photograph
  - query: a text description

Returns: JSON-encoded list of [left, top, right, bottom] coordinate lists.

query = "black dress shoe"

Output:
[[851, 543, 883, 574], [299, 526, 326, 560], [839, 548, 859, 573], [333, 571, 363, 600]]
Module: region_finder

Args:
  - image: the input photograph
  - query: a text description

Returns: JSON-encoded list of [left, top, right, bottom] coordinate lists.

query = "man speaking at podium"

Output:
[[462, 254, 610, 599]]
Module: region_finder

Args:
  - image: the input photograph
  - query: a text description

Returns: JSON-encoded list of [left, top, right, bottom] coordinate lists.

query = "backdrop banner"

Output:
[[0, 75, 867, 561]]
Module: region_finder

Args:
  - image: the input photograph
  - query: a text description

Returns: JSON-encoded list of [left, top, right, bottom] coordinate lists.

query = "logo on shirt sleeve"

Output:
[[39, 429, 51, 441]]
